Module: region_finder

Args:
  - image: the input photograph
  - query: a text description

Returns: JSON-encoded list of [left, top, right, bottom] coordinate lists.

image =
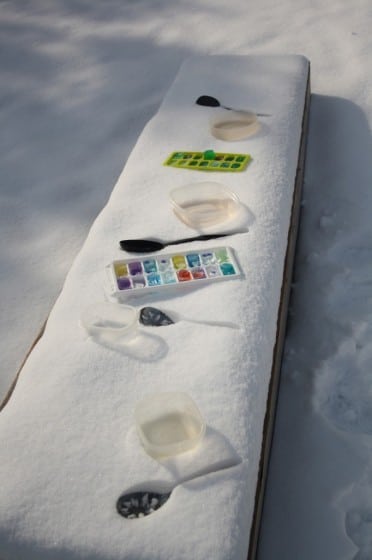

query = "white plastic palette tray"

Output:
[[106, 246, 241, 298]]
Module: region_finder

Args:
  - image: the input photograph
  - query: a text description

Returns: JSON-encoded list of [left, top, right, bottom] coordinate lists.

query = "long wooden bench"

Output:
[[0, 55, 310, 560]]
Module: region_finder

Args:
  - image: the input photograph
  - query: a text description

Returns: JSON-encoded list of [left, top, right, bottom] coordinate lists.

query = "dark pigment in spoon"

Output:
[[139, 307, 174, 326], [116, 490, 169, 519]]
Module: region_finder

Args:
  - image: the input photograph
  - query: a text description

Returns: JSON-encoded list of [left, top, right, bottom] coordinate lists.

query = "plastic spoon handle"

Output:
[[174, 457, 240, 488], [120, 232, 232, 253], [182, 318, 241, 330], [222, 104, 271, 117]]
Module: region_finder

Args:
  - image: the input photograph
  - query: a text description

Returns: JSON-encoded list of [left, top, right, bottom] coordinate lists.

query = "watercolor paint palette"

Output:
[[106, 246, 241, 298], [163, 150, 251, 172]]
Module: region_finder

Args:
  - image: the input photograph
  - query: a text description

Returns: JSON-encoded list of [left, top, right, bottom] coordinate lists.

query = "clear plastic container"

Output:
[[80, 302, 138, 340], [169, 181, 241, 229], [210, 110, 260, 141], [135, 392, 206, 459]]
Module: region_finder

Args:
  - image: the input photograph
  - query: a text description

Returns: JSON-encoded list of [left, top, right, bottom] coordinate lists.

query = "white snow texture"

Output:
[[1, 1, 372, 559]]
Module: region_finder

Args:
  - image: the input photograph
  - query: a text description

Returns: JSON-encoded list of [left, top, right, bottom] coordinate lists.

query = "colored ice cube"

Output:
[[114, 262, 128, 277], [128, 261, 143, 275], [215, 249, 229, 263], [191, 267, 206, 280], [161, 271, 177, 284], [203, 149, 215, 160], [201, 252, 216, 265], [172, 255, 187, 270], [206, 265, 221, 277], [117, 277, 132, 290], [186, 253, 200, 267], [158, 258, 172, 272], [220, 263, 236, 275], [143, 259, 157, 274], [132, 275, 146, 288], [147, 273, 162, 286], [177, 269, 192, 282]]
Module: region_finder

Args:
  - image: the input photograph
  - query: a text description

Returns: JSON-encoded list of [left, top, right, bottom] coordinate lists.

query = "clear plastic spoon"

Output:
[[116, 460, 239, 519], [81, 304, 240, 338], [139, 306, 240, 330]]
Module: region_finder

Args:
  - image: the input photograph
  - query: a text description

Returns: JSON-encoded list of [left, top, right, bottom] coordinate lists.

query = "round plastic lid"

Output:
[[210, 110, 260, 141]]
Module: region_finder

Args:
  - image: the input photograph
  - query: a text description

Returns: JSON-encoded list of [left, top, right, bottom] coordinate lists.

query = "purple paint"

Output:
[[117, 277, 132, 290], [128, 261, 143, 275]]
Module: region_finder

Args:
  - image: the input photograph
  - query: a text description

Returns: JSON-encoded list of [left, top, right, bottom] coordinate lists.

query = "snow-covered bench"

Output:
[[0, 55, 310, 560]]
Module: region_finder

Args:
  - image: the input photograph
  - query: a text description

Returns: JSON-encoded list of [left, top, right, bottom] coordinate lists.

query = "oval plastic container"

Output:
[[135, 392, 206, 459], [80, 302, 138, 340], [169, 181, 241, 229], [210, 110, 260, 141]]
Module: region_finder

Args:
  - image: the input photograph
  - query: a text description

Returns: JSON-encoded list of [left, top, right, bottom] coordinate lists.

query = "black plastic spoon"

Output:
[[116, 460, 239, 519], [196, 95, 270, 117], [120, 232, 234, 253]]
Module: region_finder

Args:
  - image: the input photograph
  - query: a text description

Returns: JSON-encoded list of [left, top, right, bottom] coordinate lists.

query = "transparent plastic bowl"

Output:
[[135, 392, 206, 459], [80, 302, 138, 340], [210, 110, 260, 141], [169, 181, 241, 229]]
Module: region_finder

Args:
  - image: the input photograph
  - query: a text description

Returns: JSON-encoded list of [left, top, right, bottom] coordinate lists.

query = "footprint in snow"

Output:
[[313, 322, 372, 435], [345, 508, 372, 559]]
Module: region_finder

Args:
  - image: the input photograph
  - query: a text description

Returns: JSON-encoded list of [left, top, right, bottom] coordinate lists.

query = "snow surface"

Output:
[[0, 1, 371, 558]]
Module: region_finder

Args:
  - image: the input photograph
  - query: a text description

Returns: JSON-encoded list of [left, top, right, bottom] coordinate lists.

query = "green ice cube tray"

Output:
[[163, 150, 251, 172]]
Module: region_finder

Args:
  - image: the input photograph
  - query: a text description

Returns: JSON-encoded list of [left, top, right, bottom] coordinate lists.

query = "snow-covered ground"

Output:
[[1, 1, 371, 558]]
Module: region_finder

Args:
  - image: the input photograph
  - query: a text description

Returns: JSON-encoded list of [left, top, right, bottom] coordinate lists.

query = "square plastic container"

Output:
[[135, 392, 206, 459], [169, 181, 241, 229]]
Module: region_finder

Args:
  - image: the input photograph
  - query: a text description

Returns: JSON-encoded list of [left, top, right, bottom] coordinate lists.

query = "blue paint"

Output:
[[147, 273, 162, 286], [143, 259, 157, 273], [186, 253, 201, 267]]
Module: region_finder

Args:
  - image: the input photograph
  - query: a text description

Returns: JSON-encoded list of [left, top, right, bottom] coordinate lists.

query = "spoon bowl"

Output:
[[116, 489, 169, 519]]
